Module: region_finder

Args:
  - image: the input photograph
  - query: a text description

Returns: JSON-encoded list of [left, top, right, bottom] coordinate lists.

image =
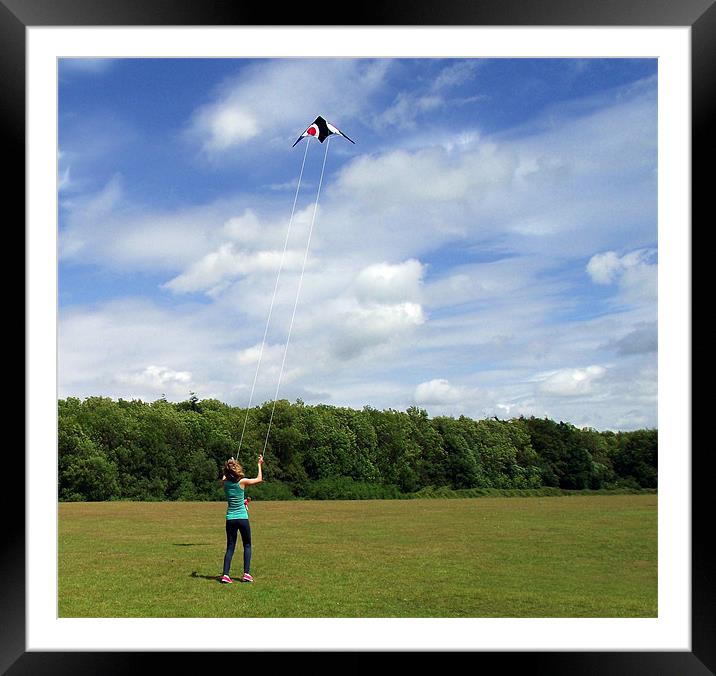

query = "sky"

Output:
[[58, 57, 658, 431]]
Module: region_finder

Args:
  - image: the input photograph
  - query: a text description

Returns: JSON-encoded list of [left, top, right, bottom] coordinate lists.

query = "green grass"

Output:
[[58, 495, 657, 618]]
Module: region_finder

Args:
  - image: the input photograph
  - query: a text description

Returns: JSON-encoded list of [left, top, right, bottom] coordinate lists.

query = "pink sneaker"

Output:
[[242, 573, 254, 583], [220, 574, 233, 584]]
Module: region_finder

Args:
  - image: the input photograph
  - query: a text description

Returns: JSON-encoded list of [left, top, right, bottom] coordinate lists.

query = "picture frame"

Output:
[[10, 0, 709, 671]]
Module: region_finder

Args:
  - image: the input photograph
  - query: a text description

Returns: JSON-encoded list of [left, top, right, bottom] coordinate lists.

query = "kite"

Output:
[[292, 115, 355, 147]]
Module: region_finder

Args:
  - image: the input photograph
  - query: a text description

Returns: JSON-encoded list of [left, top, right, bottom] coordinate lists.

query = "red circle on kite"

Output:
[[307, 126, 317, 136]]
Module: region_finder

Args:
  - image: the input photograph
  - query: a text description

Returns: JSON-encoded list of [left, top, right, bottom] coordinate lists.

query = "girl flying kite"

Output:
[[220, 454, 263, 583]]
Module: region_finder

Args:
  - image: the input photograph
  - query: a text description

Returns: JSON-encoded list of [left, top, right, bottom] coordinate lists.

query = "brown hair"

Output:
[[223, 457, 245, 482]]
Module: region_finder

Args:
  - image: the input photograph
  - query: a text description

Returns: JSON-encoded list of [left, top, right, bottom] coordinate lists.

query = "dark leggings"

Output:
[[223, 519, 251, 577]]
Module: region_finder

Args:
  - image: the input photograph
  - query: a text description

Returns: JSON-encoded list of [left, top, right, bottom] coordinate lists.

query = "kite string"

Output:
[[236, 138, 311, 458], [262, 137, 331, 457]]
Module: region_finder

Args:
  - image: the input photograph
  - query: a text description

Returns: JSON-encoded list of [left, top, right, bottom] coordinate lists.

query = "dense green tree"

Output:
[[431, 417, 480, 489], [514, 417, 565, 487], [60, 446, 119, 501], [57, 397, 657, 501], [406, 406, 448, 486], [368, 408, 422, 492], [614, 429, 658, 488]]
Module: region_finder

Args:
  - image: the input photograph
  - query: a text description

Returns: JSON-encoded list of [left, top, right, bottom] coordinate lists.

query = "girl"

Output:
[[220, 454, 263, 583]]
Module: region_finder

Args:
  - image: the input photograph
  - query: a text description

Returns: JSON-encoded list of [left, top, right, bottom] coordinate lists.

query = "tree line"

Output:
[[58, 396, 657, 502]]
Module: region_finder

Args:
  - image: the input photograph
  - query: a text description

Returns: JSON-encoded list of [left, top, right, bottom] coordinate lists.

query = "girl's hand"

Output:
[[258, 454, 264, 465]]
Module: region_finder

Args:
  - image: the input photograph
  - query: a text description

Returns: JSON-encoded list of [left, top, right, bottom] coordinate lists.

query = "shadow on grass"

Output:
[[190, 571, 222, 581], [173, 543, 212, 546]]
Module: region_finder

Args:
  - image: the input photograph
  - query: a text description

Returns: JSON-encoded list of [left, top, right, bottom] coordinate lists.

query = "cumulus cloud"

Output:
[[586, 251, 623, 284], [236, 342, 284, 367], [537, 365, 607, 397], [163, 244, 304, 296], [229, 259, 431, 366], [317, 80, 656, 264], [162, 203, 319, 295], [421, 256, 549, 310], [352, 259, 424, 304], [59, 175, 228, 271], [327, 298, 425, 360], [233, 341, 305, 397], [317, 260, 427, 360], [187, 59, 390, 156], [116, 365, 193, 397], [587, 248, 655, 284], [58, 300, 238, 402], [587, 248, 657, 307], [195, 106, 260, 152], [335, 144, 505, 205], [414, 378, 469, 405], [222, 209, 265, 244]]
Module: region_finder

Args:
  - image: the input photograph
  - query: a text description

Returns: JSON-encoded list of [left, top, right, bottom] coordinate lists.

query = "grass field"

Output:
[[58, 495, 657, 618]]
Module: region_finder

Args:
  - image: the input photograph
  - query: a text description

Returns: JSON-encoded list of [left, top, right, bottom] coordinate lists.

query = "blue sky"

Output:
[[58, 58, 658, 430]]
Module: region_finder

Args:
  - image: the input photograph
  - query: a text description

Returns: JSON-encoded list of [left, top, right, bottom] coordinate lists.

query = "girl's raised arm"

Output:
[[239, 455, 264, 487]]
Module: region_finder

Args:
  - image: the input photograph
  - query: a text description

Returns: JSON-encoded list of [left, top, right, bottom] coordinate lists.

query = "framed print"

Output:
[[11, 0, 710, 672]]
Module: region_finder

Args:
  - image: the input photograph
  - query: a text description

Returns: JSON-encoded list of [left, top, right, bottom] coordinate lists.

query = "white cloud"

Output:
[[60, 178, 253, 272], [587, 249, 655, 284], [414, 378, 468, 405], [352, 259, 424, 304], [163, 244, 304, 296], [421, 256, 550, 310], [236, 342, 284, 367], [326, 298, 425, 360], [187, 59, 390, 156], [587, 248, 657, 307], [587, 251, 623, 284], [317, 77, 656, 263], [196, 105, 260, 151], [537, 365, 607, 397], [233, 342, 305, 397], [430, 60, 481, 91], [162, 203, 320, 295], [58, 300, 237, 402], [309, 260, 427, 361], [379, 92, 444, 130], [222, 209, 264, 243], [224, 258, 428, 366], [116, 365, 193, 397], [335, 144, 505, 205], [378, 60, 482, 130]]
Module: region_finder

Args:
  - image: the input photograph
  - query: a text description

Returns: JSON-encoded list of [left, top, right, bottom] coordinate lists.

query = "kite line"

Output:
[[236, 138, 311, 457], [262, 137, 331, 457], [237, 116, 354, 460]]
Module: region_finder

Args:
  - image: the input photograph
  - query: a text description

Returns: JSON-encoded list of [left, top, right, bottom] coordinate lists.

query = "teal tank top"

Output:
[[224, 479, 248, 520]]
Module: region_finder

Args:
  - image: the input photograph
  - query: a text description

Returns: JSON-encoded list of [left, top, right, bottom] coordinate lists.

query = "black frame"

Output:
[[10, 1, 708, 672]]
